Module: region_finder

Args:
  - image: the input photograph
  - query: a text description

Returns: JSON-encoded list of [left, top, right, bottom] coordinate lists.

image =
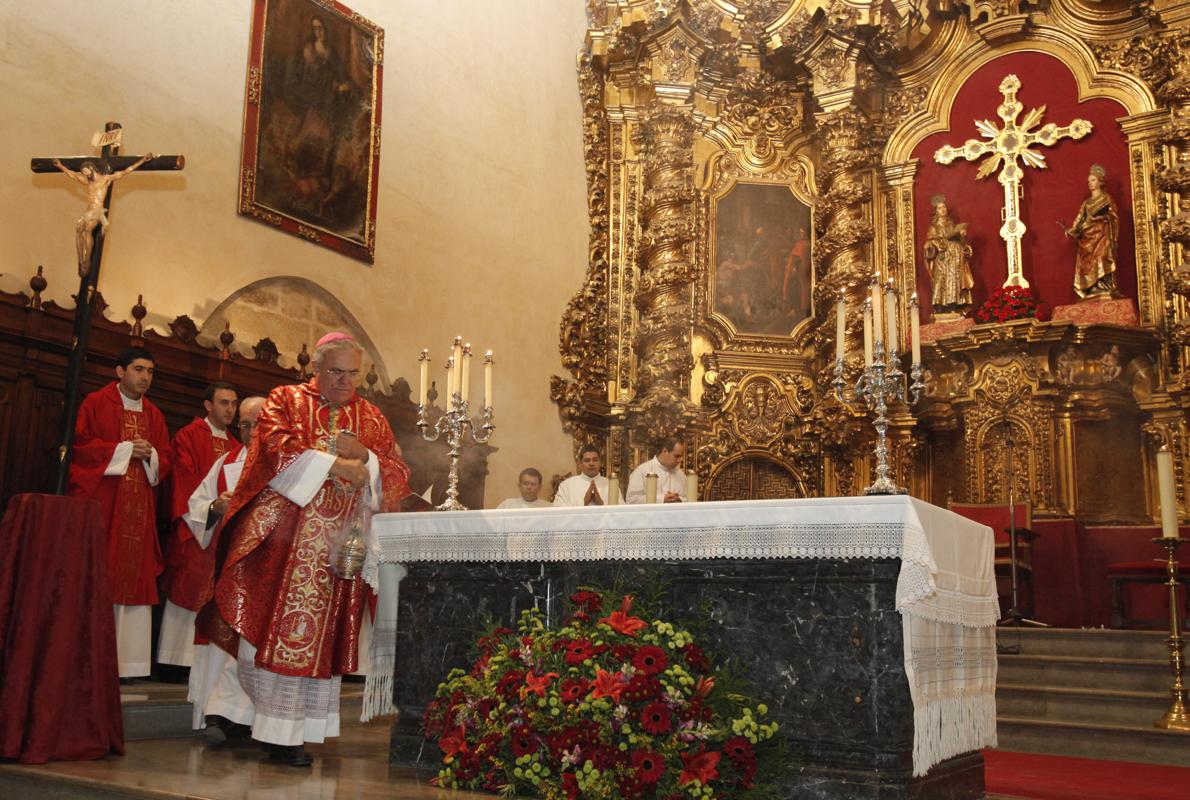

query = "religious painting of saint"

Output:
[[712, 183, 812, 336], [239, 0, 383, 263]]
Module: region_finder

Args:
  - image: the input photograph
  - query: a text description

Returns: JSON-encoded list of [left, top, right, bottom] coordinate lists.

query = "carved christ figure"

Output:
[[923, 194, 975, 316], [1066, 164, 1120, 299], [52, 154, 154, 278]]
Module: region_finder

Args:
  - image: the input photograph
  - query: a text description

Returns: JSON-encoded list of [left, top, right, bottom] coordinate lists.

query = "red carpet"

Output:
[[984, 749, 1190, 799]]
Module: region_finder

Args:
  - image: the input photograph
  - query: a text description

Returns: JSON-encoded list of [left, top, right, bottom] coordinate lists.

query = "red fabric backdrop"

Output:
[[910, 51, 1135, 321], [0, 494, 124, 763]]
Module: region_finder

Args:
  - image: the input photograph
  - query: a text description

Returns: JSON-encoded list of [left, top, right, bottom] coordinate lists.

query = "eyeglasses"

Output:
[[323, 368, 362, 380], [238, 421, 257, 430]]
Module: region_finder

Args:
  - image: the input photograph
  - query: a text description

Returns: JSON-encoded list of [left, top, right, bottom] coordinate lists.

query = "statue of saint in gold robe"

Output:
[[1067, 164, 1119, 300], [923, 195, 975, 316]]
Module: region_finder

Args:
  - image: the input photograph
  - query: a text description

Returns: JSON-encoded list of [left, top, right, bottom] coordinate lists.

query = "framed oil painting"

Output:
[[238, 0, 383, 263], [712, 183, 813, 337]]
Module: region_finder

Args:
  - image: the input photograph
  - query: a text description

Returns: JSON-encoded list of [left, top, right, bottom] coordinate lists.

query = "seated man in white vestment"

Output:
[[496, 467, 551, 508], [626, 436, 688, 504], [553, 444, 624, 506]]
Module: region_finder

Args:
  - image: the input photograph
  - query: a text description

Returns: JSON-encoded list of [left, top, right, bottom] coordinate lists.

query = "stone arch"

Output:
[[197, 276, 390, 387]]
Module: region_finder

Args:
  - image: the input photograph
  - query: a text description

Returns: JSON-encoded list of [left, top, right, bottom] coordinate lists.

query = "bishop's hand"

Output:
[[335, 432, 368, 462], [211, 490, 234, 516], [129, 438, 153, 461], [331, 457, 368, 489]]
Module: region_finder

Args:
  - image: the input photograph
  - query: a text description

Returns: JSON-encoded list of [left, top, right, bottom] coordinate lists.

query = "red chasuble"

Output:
[[67, 382, 173, 605], [212, 380, 411, 679], [160, 418, 242, 611]]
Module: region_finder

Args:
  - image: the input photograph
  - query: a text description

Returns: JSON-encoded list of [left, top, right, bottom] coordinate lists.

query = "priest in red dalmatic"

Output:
[[209, 332, 411, 766], [68, 346, 173, 679], [157, 381, 242, 669]]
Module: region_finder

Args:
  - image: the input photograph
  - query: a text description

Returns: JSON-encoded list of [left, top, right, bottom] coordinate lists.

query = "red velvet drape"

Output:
[[0, 494, 124, 763], [911, 52, 1135, 321]]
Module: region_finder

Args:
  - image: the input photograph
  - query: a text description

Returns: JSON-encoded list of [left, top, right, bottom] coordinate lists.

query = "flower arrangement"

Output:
[[975, 285, 1048, 324], [423, 591, 780, 799]]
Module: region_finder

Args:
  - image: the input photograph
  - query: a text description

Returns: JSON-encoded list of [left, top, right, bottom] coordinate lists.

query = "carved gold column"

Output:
[[633, 104, 695, 439]]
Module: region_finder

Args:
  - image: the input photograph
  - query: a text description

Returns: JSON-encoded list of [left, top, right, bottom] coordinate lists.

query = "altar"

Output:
[[368, 496, 997, 799]]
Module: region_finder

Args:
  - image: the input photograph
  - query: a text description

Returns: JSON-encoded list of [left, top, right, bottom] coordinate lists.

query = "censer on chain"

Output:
[[333, 517, 368, 579]]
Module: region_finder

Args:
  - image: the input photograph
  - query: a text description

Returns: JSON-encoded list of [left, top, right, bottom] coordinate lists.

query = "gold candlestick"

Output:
[[1153, 536, 1190, 731]]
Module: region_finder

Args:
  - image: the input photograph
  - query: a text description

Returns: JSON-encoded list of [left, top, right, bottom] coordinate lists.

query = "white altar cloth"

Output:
[[364, 495, 998, 776]]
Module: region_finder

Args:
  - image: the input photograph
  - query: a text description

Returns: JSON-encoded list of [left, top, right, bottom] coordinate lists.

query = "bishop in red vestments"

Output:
[[210, 333, 411, 766], [68, 346, 172, 678], [158, 381, 242, 668]]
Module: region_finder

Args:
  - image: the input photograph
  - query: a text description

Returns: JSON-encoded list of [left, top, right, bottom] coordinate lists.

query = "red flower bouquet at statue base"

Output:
[[423, 592, 781, 798], [976, 285, 1049, 324]]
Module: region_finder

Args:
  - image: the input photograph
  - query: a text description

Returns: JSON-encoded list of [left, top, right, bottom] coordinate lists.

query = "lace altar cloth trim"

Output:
[[370, 495, 999, 628]]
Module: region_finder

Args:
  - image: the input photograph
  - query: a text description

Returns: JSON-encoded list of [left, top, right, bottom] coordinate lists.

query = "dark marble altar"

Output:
[[388, 559, 985, 800]]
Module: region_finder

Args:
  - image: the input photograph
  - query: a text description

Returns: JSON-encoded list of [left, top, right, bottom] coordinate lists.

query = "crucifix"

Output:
[[31, 122, 185, 494], [934, 74, 1092, 290]]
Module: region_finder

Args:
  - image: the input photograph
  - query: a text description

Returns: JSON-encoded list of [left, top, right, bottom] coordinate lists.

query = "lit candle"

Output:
[[445, 356, 456, 400], [686, 470, 698, 503], [418, 349, 429, 406], [460, 343, 472, 406], [884, 280, 898, 354], [835, 293, 846, 362], [608, 473, 620, 506], [1157, 446, 1179, 539], [484, 351, 494, 408], [910, 293, 922, 365], [451, 336, 462, 400], [645, 473, 658, 504], [863, 299, 874, 367], [870, 278, 884, 347]]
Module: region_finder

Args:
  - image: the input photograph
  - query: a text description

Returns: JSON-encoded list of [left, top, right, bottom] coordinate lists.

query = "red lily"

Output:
[[590, 668, 629, 703], [679, 747, 721, 785], [599, 595, 648, 638], [439, 725, 469, 763], [520, 670, 560, 699]]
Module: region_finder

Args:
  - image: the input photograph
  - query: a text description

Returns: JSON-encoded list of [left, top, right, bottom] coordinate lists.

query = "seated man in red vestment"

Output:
[[209, 333, 411, 766], [158, 381, 242, 671], [68, 345, 173, 680]]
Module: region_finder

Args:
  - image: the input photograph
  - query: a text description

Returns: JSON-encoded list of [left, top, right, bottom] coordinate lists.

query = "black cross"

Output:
[[31, 122, 185, 494]]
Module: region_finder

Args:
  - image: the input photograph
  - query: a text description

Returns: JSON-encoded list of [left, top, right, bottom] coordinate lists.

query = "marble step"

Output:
[[996, 682, 1170, 727], [997, 652, 1170, 692], [996, 716, 1190, 768], [119, 682, 193, 742], [995, 627, 1169, 659]]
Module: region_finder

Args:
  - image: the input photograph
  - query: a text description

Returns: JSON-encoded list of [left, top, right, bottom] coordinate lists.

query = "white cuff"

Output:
[[365, 449, 382, 511], [269, 450, 336, 507], [143, 447, 160, 487], [104, 441, 133, 477]]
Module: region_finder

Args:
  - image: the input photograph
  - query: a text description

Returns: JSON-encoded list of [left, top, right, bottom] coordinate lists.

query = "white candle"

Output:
[[1157, 447, 1179, 538], [884, 281, 898, 354], [445, 356, 456, 400], [870, 280, 884, 346], [835, 295, 846, 362], [460, 344, 472, 406], [608, 473, 619, 506], [910, 294, 922, 365], [418, 349, 429, 406], [645, 473, 658, 504], [451, 336, 462, 400], [863, 300, 874, 367], [686, 470, 698, 502], [484, 351, 494, 408]]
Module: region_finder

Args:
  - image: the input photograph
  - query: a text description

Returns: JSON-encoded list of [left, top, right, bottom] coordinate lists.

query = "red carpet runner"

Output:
[[984, 749, 1190, 799]]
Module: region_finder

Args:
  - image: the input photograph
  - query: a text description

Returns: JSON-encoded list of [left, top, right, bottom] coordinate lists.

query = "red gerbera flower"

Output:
[[631, 749, 666, 783], [599, 595, 649, 637], [679, 747, 721, 785], [571, 590, 604, 613], [723, 736, 754, 762], [640, 701, 673, 735], [682, 642, 709, 671], [563, 771, 580, 800], [496, 669, 524, 699], [509, 725, 538, 758], [560, 677, 590, 704], [564, 639, 596, 665], [632, 645, 667, 675]]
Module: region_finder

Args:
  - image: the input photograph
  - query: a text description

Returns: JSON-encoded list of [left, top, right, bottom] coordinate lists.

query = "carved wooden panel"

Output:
[[706, 455, 805, 502]]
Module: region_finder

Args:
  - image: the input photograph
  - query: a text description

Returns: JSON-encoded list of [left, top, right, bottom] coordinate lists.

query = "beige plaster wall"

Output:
[[0, 0, 589, 506]]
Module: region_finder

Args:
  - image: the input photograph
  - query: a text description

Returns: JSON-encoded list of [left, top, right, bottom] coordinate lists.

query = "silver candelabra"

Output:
[[832, 289, 926, 495], [416, 343, 495, 511]]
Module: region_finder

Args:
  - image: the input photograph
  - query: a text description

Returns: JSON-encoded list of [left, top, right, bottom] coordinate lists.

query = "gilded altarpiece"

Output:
[[554, 1, 1190, 528]]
